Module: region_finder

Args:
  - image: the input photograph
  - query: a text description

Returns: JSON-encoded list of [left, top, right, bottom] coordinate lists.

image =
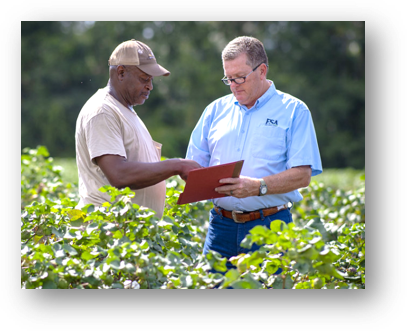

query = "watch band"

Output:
[[259, 178, 267, 196]]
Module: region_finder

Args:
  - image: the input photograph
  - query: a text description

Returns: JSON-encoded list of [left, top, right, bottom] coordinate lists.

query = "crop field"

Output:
[[22, 147, 365, 289]]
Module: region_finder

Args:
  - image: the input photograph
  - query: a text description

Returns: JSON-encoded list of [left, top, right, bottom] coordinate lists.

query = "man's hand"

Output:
[[178, 159, 202, 181], [215, 176, 260, 198]]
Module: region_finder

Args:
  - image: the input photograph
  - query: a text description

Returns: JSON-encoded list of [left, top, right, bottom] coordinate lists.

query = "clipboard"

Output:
[[177, 160, 244, 205]]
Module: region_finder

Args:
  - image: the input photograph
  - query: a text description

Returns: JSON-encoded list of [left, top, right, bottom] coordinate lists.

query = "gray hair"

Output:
[[222, 36, 268, 68]]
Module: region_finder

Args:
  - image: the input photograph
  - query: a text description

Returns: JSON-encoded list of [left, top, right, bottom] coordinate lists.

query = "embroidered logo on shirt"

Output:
[[265, 118, 278, 126]]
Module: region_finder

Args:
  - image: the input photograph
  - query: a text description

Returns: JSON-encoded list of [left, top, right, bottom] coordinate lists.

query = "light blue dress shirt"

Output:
[[186, 80, 322, 212]]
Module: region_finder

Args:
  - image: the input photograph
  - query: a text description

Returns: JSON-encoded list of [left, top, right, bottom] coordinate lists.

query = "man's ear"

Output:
[[117, 65, 126, 81], [260, 63, 268, 78]]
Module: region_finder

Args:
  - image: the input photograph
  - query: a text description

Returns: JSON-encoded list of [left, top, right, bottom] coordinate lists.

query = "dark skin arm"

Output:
[[95, 154, 202, 190]]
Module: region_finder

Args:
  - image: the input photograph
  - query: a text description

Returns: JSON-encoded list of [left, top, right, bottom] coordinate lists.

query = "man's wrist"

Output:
[[165, 158, 182, 177], [259, 178, 268, 196]]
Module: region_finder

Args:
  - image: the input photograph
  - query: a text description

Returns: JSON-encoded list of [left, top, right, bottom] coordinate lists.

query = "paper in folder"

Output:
[[177, 160, 244, 205]]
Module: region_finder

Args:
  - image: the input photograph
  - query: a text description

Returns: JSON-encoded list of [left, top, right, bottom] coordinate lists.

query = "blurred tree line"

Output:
[[21, 21, 364, 169]]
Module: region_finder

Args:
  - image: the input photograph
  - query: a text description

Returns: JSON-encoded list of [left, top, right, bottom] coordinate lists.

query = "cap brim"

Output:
[[137, 63, 170, 77]]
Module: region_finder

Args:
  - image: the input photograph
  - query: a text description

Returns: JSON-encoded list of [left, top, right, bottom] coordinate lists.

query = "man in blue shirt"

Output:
[[186, 36, 323, 267]]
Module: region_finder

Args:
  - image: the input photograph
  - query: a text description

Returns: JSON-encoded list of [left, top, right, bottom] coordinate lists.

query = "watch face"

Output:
[[261, 187, 267, 194]]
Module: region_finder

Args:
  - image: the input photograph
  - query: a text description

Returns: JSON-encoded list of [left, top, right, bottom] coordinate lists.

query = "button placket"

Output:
[[237, 111, 251, 158]]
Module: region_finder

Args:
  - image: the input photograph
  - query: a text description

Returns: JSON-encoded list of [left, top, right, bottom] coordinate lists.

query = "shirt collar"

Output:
[[234, 80, 277, 110]]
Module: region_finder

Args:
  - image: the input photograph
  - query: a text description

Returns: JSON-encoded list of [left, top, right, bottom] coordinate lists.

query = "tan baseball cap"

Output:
[[108, 39, 170, 77]]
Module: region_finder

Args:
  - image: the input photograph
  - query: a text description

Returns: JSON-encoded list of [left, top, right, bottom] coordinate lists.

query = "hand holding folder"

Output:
[[177, 160, 244, 205]]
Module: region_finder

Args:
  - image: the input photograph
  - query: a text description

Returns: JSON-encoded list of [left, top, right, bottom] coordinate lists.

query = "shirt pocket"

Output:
[[251, 125, 287, 160]]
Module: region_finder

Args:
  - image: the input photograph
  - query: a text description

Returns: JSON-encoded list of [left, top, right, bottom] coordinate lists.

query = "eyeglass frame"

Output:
[[221, 62, 267, 86]]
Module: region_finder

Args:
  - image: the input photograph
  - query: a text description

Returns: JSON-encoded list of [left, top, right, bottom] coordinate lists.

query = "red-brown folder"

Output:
[[177, 160, 244, 205]]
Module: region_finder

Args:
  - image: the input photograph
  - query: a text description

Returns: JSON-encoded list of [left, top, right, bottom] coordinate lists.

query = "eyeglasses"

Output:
[[221, 63, 266, 86]]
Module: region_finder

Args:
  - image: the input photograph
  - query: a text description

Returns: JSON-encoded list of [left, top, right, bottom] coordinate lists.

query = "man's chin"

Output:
[[133, 99, 146, 106], [233, 92, 244, 102], [235, 96, 246, 105]]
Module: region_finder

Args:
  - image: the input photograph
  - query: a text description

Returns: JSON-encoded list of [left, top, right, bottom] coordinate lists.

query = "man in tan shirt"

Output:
[[75, 39, 201, 218]]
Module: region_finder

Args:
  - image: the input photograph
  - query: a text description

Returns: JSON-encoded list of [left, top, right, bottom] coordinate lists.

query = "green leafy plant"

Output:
[[21, 171, 221, 289], [21, 147, 365, 289], [221, 219, 364, 289], [217, 180, 365, 289], [21, 146, 78, 209]]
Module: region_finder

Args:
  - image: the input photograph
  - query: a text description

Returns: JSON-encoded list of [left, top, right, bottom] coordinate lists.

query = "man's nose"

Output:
[[145, 80, 153, 90]]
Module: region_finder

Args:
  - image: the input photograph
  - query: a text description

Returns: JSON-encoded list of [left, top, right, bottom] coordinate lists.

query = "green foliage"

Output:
[[21, 21, 364, 168], [21, 147, 365, 289], [53, 158, 79, 184], [223, 217, 364, 289], [313, 168, 365, 191], [21, 186, 226, 289], [21, 146, 78, 208]]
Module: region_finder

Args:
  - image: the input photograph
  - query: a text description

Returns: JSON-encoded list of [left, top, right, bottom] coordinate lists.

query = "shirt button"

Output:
[[237, 148, 240, 151]]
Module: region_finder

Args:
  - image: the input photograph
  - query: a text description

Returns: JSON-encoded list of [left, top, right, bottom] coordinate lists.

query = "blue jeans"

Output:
[[204, 207, 293, 270]]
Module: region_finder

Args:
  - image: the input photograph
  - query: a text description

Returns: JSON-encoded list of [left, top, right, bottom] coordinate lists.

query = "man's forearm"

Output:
[[95, 155, 200, 190], [117, 159, 180, 190], [263, 166, 312, 195], [216, 165, 311, 198]]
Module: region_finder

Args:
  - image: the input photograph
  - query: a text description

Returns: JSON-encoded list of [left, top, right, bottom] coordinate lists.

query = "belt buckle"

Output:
[[232, 210, 244, 223]]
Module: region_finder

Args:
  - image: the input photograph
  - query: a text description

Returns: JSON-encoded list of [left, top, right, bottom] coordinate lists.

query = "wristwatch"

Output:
[[259, 178, 268, 196]]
